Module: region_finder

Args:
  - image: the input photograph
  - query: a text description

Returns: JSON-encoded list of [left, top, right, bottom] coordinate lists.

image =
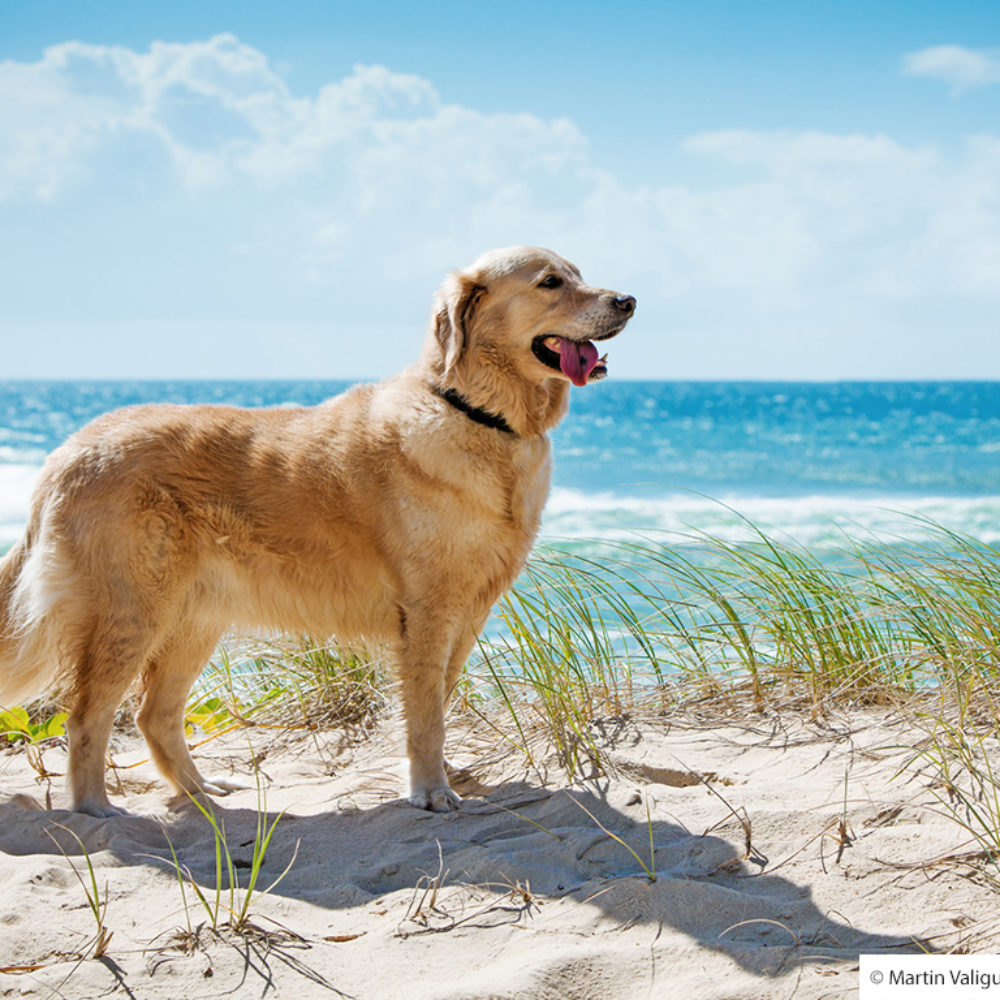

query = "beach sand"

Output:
[[1, 702, 995, 999]]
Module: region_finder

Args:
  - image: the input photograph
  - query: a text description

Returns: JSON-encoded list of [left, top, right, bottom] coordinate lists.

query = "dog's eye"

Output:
[[538, 274, 563, 289]]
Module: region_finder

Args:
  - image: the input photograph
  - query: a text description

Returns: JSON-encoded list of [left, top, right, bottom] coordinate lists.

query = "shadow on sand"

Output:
[[1, 772, 925, 983]]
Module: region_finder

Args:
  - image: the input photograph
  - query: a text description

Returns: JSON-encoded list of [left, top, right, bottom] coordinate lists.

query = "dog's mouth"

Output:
[[531, 335, 612, 387]]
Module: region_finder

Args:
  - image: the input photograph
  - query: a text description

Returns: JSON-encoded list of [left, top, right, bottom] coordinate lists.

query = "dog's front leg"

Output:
[[397, 615, 461, 812]]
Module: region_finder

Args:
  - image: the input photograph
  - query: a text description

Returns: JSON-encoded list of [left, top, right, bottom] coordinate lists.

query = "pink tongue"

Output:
[[558, 338, 600, 387]]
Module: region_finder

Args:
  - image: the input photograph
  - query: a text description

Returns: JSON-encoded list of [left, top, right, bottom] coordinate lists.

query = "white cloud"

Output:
[[0, 34, 590, 201], [0, 34, 602, 292], [682, 129, 933, 170], [902, 44, 1000, 93], [1, 35, 999, 378]]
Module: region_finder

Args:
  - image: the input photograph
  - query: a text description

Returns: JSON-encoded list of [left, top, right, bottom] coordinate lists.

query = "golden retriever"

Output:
[[0, 246, 635, 816]]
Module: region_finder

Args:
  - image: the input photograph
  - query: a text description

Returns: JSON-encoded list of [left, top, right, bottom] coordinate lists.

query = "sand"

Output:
[[1, 703, 997, 1000]]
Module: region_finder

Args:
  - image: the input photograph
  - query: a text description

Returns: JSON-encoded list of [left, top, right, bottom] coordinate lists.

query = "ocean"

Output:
[[1, 379, 1000, 553]]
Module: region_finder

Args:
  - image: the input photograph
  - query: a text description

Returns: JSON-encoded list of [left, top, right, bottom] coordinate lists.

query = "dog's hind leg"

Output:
[[66, 616, 162, 817], [136, 626, 239, 799]]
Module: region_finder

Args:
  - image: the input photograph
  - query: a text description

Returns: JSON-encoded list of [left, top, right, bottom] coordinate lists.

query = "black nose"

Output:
[[613, 294, 636, 314]]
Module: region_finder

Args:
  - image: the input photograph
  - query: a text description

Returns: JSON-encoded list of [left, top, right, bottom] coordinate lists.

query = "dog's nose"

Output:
[[612, 294, 636, 314]]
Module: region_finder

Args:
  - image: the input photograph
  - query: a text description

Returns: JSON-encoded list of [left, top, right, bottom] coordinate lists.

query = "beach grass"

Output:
[[457, 521, 998, 778], [182, 634, 388, 744], [45, 825, 114, 959], [164, 776, 297, 936]]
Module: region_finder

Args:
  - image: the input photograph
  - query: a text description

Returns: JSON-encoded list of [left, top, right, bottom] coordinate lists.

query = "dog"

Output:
[[0, 246, 635, 816]]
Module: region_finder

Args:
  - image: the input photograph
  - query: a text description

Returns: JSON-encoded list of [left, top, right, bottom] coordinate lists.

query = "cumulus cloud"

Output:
[[0, 34, 999, 378], [0, 34, 588, 199], [0, 33, 604, 291], [902, 44, 1000, 93]]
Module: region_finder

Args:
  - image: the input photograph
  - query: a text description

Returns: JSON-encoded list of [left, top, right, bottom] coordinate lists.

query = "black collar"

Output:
[[430, 384, 516, 435]]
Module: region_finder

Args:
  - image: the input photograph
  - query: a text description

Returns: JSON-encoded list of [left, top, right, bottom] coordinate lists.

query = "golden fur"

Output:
[[0, 246, 635, 816]]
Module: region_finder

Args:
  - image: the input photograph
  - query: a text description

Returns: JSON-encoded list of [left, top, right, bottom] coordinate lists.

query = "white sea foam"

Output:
[[0, 465, 41, 549], [542, 487, 1000, 547]]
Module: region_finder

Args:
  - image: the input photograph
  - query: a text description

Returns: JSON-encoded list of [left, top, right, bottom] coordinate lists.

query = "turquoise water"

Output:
[[1, 379, 999, 550]]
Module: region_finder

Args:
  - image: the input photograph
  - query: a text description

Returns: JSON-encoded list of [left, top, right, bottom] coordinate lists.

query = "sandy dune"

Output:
[[1, 705, 995, 999]]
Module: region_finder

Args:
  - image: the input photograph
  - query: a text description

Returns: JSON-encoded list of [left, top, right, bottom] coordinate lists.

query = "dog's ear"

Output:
[[433, 272, 486, 377]]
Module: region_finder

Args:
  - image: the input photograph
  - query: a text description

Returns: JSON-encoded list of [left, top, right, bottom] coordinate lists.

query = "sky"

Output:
[[1, 0, 998, 380]]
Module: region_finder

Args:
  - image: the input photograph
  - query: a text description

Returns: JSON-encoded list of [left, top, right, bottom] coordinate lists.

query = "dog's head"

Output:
[[427, 247, 636, 392]]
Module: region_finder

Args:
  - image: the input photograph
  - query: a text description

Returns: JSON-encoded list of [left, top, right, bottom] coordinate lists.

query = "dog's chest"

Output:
[[467, 442, 551, 585], [398, 433, 550, 560], [503, 440, 551, 530]]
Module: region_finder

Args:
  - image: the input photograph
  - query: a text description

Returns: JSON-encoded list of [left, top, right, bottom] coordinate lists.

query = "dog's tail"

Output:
[[0, 535, 65, 707]]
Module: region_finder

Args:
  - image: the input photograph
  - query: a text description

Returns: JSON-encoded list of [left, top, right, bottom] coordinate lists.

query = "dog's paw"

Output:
[[74, 799, 128, 818], [408, 785, 461, 813], [200, 776, 247, 796]]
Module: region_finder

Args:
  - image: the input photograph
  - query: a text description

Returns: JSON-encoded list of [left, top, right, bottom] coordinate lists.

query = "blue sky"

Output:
[[1, 0, 998, 379]]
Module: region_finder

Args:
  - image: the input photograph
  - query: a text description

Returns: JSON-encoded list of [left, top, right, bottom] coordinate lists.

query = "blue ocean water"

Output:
[[1, 379, 999, 550]]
